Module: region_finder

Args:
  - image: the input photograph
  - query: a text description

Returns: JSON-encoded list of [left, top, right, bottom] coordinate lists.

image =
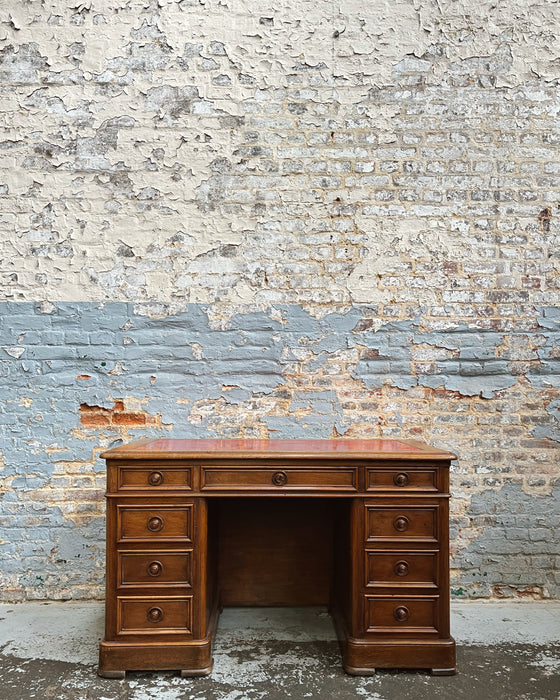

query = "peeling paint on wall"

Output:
[[1, 0, 559, 600], [1, 1, 559, 311], [1, 302, 559, 599]]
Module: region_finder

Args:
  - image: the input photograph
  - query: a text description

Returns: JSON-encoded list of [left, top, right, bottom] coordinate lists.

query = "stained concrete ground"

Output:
[[0, 602, 559, 700]]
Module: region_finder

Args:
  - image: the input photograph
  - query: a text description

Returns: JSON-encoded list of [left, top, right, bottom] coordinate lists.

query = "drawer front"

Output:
[[367, 469, 438, 492], [118, 467, 191, 491], [118, 506, 193, 542], [365, 596, 438, 634], [201, 467, 358, 491], [365, 506, 438, 542], [117, 596, 192, 635], [365, 551, 438, 588], [119, 551, 192, 586]]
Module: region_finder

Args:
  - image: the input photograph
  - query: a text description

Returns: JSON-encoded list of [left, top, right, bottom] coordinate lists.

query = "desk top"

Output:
[[102, 438, 456, 461]]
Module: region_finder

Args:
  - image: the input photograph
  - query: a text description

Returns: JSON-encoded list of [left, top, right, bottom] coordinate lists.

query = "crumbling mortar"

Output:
[[1, 0, 560, 600]]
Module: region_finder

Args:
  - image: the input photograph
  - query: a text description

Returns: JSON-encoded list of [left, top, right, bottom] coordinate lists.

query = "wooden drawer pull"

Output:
[[272, 471, 288, 486], [147, 606, 164, 623], [147, 516, 164, 532], [393, 516, 409, 532], [393, 472, 409, 487], [147, 561, 163, 577], [393, 606, 409, 622], [393, 560, 410, 576], [148, 471, 164, 486]]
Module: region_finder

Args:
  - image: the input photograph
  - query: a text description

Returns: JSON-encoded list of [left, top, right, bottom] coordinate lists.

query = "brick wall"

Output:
[[0, 0, 559, 600]]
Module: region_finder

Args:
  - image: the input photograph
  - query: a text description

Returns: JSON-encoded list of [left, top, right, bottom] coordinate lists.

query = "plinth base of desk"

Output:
[[332, 606, 456, 675], [340, 636, 456, 675], [98, 638, 214, 678]]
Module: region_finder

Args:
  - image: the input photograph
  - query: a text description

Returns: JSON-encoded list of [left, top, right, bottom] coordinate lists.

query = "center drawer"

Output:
[[200, 467, 358, 491]]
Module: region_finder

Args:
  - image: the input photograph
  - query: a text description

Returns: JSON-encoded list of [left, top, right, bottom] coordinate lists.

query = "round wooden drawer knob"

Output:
[[393, 516, 409, 532], [148, 471, 164, 486], [393, 472, 409, 487], [147, 516, 164, 532], [272, 471, 288, 486], [393, 606, 409, 622], [394, 560, 410, 577], [147, 561, 163, 577], [147, 607, 164, 623]]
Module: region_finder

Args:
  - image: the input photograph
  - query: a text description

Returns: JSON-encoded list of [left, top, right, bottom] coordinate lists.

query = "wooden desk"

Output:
[[98, 439, 456, 677]]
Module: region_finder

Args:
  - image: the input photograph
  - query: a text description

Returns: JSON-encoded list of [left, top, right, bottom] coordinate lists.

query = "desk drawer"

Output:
[[365, 596, 438, 634], [366, 468, 438, 492], [365, 551, 438, 588], [117, 467, 192, 491], [119, 551, 192, 586], [365, 505, 438, 542], [117, 596, 192, 635], [118, 505, 193, 542], [201, 467, 358, 491]]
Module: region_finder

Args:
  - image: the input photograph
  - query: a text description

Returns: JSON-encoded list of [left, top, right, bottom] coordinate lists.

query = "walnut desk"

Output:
[[98, 438, 456, 677]]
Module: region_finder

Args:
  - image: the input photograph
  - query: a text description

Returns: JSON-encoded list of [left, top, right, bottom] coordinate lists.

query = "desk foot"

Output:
[[97, 669, 126, 679], [181, 664, 213, 678], [431, 667, 457, 676], [343, 664, 376, 676]]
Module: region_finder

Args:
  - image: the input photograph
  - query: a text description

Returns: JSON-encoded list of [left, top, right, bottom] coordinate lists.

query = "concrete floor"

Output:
[[0, 602, 559, 700]]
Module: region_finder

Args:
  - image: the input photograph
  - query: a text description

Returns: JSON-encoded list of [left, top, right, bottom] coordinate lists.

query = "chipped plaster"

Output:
[[1, 0, 560, 600]]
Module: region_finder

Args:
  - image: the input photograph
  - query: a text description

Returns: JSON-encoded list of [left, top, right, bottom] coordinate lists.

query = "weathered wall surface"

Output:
[[0, 0, 559, 600]]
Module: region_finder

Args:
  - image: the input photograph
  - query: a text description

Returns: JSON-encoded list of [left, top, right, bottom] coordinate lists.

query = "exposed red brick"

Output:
[[432, 389, 466, 400], [443, 262, 459, 274], [79, 400, 156, 428], [112, 412, 147, 426], [521, 277, 542, 289], [352, 319, 374, 332], [79, 404, 111, 427]]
